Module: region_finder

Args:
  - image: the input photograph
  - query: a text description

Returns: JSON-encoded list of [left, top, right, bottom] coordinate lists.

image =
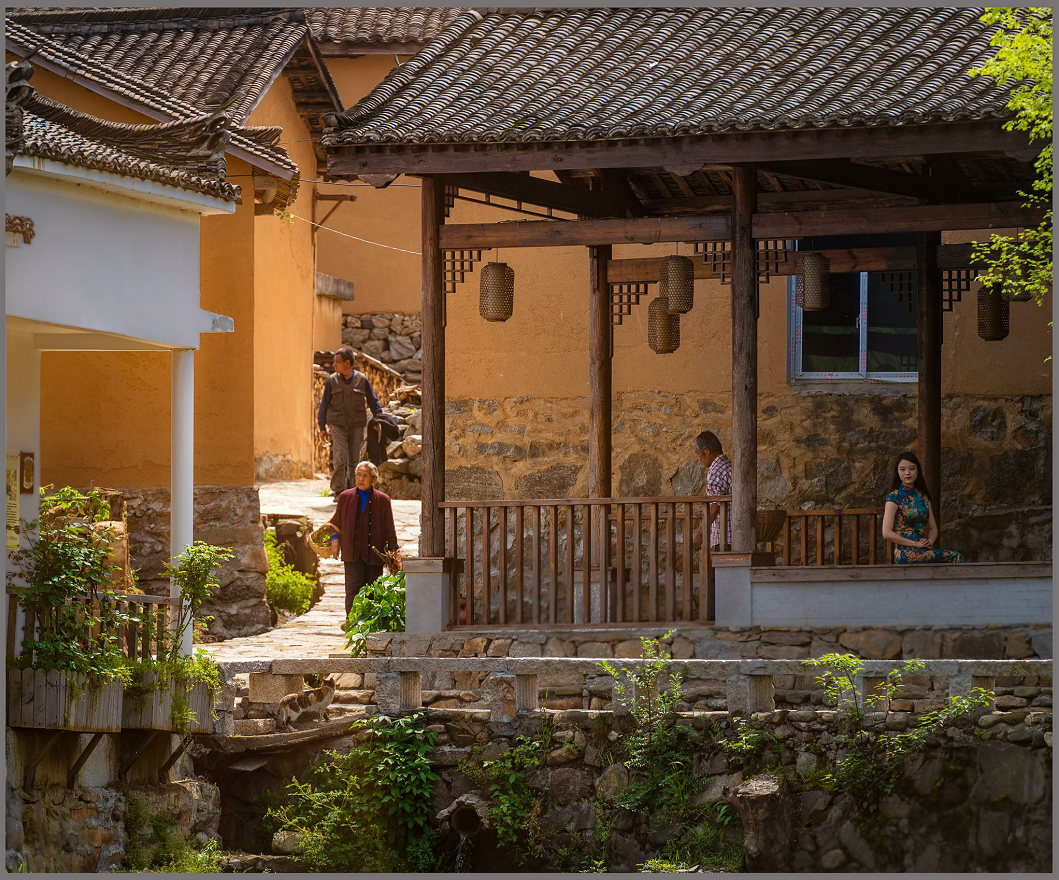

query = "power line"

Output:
[[290, 212, 420, 256]]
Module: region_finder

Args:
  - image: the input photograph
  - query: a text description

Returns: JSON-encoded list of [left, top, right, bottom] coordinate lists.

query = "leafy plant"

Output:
[[122, 796, 224, 873], [264, 531, 316, 616], [267, 712, 439, 871], [39, 484, 111, 523], [968, 8, 1052, 328], [343, 572, 406, 656], [802, 653, 925, 724]]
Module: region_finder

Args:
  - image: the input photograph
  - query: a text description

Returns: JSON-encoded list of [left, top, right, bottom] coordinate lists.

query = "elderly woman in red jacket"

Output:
[[329, 460, 399, 616]]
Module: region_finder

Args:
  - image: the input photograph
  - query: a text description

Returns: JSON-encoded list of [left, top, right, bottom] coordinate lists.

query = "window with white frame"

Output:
[[789, 238, 919, 381]]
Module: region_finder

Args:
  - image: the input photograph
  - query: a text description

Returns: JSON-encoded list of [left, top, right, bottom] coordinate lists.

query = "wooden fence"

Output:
[[440, 499, 893, 628]]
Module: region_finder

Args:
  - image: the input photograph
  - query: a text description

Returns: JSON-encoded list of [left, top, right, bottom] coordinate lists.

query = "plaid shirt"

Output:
[[706, 453, 733, 548]]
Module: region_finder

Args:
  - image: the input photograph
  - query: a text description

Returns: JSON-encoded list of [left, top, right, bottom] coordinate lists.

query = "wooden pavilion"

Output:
[[320, 8, 1047, 628]]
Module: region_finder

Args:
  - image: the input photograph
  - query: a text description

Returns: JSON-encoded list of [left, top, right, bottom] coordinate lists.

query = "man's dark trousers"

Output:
[[344, 561, 383, 617]]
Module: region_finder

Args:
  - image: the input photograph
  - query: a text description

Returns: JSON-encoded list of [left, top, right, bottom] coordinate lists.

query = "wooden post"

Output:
[[916, 231, 942, 522], [421, 177, 446, 557], [589, 245, 612, 622], [730, 165, 758, 552], [588, 244, 613, 498]]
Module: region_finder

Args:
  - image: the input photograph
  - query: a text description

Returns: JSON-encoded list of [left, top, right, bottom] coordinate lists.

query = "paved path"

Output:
[[208, 477, 420, 663]]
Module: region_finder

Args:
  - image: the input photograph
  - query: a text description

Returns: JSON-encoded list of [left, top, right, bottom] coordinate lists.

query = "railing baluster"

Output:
[[783, 515, 791, 565], [816, 515, 825, 567], [582, 504, 591, 624], [549, 505, 558, 625], [565, 505, 575, 625], [682, 502, 692, 621], [448, 509, 458, 627], [648, 503, 658, 623], [616, 503, 626, 624], [532, 506, 542, 625], [515, 505, 524, 625], [852, 514, 860, 566], [799, 515, 808, 566], [465, 507, 474, 626], [498, 506, 507, 625], [869, 512, 877, 564], [665, 502, 676, 621], [141, 603, 152, 661], [600, 502, 611, 623], [482, 506, 491, 626], [633, 503, 643, 623], [834, 514, 842, 566], [699, 502, 710, 623], [719, 500, 729, 551]]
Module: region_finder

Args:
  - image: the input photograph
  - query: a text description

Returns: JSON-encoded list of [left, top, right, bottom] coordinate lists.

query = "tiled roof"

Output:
[[7, 60, 239, 201], [324, 7, 1015, 148], [306, 8, 465, 46], [5, 19, 300, 205], [6, 7, 308, 124]]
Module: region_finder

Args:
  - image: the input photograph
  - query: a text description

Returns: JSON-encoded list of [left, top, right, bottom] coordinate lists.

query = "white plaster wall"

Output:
[[5, 170, 211, 349], [6, 328, 42, 528]]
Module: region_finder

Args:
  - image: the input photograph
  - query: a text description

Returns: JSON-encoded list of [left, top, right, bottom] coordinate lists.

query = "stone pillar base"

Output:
[[404, 557, 462, 634]]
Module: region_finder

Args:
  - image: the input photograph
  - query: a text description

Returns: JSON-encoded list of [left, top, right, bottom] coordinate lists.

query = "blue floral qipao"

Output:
[[885, 485, 964, 563]]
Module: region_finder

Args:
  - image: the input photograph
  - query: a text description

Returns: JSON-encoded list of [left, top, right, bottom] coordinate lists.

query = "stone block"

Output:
[[576, 642, 614, 658], [837, 629, 901, 660], [249, 674, 304, 704], [510, 641, 543, 658], [234, 718, 275, 735]]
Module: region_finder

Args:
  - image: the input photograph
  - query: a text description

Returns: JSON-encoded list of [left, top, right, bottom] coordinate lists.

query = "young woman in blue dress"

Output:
[[881, 451, 965, 564]]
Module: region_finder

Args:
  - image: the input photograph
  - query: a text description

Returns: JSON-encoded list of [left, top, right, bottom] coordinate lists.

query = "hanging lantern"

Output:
[[648, 296, 680, 353], [795, 252, 830, 311], [977, 284, 1009, 341], [660, 254, 695, 314], [479, 261, 514, 322]]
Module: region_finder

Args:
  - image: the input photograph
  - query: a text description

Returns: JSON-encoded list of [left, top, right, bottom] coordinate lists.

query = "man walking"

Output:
[[318, 348, 384, 498], [691, 430, 733, 550]]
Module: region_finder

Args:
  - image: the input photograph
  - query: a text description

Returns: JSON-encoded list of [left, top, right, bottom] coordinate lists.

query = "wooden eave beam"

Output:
[[639, 186, 911, 214], [596, 169, 648, 217], [326, 121, 1034, 178], [438, 171, 628, 218], [437, 201, 1042, 250], [755, 158, 934, 200], [606, 244, 979, 284]]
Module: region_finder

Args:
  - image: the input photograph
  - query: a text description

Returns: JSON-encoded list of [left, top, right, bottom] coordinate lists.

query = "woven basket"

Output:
[[978, 285, 1009, 341], [795, 253, 830, 311], [648, 296, 680, 353], [480, 262, 514, 322], [661, 254, 694, 314], [756, 509, 787, 544], [309, 523, 339, 558]]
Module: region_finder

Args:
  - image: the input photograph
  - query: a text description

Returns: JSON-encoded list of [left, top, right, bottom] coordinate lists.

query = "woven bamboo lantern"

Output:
[[795, 252, 830, 311], [660, 254, 695, 314], [648, 296, 680, 353], [977, 284, 1009, 341], [479, 261, 514, 322]]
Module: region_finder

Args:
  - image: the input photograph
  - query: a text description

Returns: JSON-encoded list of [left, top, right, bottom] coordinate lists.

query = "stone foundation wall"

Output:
[[444, 391, 1052, 561], [341, 312, 423, 384], [100, 486, 270, 640]]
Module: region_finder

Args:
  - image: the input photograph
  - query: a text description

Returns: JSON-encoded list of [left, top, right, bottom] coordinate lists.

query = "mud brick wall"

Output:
[[444, 392, 1052, 562]]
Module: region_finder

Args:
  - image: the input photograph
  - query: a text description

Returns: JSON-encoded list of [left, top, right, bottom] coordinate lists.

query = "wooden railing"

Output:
[[439, 499, 896, 628], [7, 591, 177, 663], [440, 496, 731, 627], [778, 509, 893, 566]]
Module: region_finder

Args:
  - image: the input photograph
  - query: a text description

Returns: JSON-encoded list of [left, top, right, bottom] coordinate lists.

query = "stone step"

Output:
[[222, 854, 304, 873]]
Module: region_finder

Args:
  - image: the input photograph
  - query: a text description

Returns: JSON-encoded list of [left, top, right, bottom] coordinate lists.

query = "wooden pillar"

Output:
[[588, 245, 613, 497], [421, 177, 446, 557], [730, 166, 758, 552], [916, 230, 942, 522]]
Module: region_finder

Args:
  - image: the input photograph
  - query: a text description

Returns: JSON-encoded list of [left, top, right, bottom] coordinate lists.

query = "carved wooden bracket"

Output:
[[609, 281, 651, 327], [692, 239, 794, 283], [881, 270, 917, 312], [941, 268, 974, 313], [443, 248, 484, 295]]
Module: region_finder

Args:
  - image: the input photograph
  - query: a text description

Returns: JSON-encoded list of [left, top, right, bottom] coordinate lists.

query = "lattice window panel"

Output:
[[694, 241, 730, 283], [691, 240, 793, 283], [443, 249, 483, 295], [610, 282, 651, 326], [881, 271, 917, 313], [941, 269, 974, 312]]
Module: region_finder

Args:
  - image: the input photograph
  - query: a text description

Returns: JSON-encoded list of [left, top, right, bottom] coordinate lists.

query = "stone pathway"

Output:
[[207, 477, 421, 663]]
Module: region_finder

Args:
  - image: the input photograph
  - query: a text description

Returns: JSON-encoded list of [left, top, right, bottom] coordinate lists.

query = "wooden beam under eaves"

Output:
[[755, 159, 935, 201], [438, 171, 629, 218]]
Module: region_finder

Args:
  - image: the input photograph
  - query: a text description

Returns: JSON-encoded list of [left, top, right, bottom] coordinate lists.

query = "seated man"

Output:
[[691, 430, 732, 551]]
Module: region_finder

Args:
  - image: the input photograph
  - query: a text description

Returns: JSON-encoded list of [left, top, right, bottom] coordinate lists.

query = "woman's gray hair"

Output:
[[355, 460, 379, 481]]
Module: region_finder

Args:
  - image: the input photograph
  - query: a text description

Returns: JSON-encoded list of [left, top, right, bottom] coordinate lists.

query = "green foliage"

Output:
[[343, 572, 406, 656], [264, 531, 316, 616], [803, 653, 925, 723], [721, 718, 783, 777], [39, 484, 111, 522], [969, 9, 1052, 327], [122, 797, 223, 873], [267, 712, 439, 872], [7, 512, 132, 691]]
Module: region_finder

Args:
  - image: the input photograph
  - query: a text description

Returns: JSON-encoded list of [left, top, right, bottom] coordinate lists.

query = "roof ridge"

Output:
[[8, 7, 306, 27]]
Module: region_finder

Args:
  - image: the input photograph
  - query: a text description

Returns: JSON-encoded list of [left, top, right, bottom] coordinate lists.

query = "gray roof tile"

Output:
[[306, 8, 465, 46]]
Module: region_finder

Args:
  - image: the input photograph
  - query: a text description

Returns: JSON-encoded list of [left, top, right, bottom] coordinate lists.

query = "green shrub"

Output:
[[267, 712, 439, 872], [264, 531, 316, 616], [343, 572, 405, 656], [122, 797, 223, 873]]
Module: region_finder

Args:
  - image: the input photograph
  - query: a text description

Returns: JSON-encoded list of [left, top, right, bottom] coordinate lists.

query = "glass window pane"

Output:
[[800, 272, 860, 374], [866, 273, 917, 374]]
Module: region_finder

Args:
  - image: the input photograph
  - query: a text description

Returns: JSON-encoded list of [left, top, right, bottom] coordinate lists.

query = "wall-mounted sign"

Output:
[[6, 452, 19, 551], [19, 452, 33, 494]]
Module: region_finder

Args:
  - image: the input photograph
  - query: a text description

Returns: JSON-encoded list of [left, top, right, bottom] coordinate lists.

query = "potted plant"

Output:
[[6, 502, 132, 732], [121, 541, 231, 733]]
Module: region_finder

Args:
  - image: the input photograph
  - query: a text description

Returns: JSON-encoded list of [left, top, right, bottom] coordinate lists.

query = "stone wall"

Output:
[[341, 312, 422, 384], [100, 486, 270, 640], [444, 391, 1052, 561]]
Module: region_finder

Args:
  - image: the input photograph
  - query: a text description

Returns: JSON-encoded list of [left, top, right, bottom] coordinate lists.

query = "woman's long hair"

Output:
[[890, 451, 932, 506]]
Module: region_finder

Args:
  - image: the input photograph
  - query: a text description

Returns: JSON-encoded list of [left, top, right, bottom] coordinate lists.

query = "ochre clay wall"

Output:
[[314, 295, 344, 351], [247, 79, 317, 481]]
